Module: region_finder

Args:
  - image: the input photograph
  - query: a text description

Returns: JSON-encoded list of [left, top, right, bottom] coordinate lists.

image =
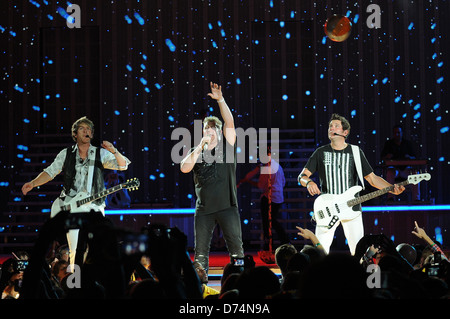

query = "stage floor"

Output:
[[193, 251, 281, 292]]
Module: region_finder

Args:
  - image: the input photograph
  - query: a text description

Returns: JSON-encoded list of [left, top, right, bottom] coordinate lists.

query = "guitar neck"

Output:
[[347, 180, 410, 207], [78, 184, 123, 206]]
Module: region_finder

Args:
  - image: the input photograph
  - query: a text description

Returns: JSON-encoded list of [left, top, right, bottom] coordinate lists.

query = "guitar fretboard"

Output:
[[347, 180, 409, 207], [76, 184, 123, 206]]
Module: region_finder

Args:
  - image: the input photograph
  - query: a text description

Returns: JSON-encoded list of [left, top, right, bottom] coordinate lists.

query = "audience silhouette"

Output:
[[1, 212, 448, 300]]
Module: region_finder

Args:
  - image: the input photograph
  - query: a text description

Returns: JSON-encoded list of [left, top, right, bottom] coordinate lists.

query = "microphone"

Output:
[[203, 134, 212, 151], [79, 158, 83, 163], [333, 132, 346, 138]]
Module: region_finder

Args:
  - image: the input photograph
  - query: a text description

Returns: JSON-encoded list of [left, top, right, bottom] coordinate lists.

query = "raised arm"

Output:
[[296, 226, 325, 252], [207, 82, 236, 145], [412, 221, 449, 262]]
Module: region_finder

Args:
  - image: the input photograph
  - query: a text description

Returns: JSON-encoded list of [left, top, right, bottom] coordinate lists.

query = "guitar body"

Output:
[[313, 185, 363, 229], [50, 178, 140, 218], [311, 173, 431, 230], [50, 192, 99, 218]]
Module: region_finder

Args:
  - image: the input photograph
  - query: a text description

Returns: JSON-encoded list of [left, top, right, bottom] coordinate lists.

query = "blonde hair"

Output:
[[203, 116, 223, 131], [71, 116, 94, 141]]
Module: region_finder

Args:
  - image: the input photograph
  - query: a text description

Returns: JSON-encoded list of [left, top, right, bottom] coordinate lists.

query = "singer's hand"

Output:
[[101, 140, 117, 154], [207, 82, 223, 101], [200, 135, 212, 150]]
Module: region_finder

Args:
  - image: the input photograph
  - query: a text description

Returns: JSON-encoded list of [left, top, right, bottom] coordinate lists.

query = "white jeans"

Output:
[[315, 213, 364, 255], [67, 229, 80, 270], [66, 207, 105, 270]]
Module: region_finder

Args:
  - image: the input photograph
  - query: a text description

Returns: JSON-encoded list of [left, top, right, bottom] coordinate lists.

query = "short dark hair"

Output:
[[275, 244, 297, 275], [329, 113, 351, 136]]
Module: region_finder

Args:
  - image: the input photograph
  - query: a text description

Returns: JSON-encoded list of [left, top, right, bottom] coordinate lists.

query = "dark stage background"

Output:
[[1, 1, 449, 251]]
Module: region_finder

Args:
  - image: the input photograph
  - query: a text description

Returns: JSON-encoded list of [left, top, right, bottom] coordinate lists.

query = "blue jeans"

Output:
[[194, 206, 244, 273]]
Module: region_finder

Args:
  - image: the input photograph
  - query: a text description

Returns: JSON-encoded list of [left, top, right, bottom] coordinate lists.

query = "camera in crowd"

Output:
[[231, 257, 244, 266], [425, 252, 446, 278], [120, 224, 179, 256], [16, 260, 29, 272]]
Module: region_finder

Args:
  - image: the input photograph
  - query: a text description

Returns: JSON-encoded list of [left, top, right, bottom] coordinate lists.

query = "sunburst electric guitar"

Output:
[[50, 178, 140, 218], [313, 173, 431, 229]]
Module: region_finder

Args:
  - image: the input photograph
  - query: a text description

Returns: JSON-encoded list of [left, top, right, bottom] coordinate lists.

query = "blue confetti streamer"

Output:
[[14, 85, 24, 92], [124, 15, 132, 24], [134, 12, 145, 25], [165, 38, 176, 52]]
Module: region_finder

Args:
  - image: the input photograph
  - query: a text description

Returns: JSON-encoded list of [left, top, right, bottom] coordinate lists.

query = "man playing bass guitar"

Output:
[[298, 114, 404, 255]]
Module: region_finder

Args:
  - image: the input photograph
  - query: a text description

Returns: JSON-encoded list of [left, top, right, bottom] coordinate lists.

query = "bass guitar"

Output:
[[313, 173, 430, 229]]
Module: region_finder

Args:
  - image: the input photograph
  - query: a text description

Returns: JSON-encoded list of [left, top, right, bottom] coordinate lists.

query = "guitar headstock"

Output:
[[124, 178, 140, 191], [408, 173, 431, 185]]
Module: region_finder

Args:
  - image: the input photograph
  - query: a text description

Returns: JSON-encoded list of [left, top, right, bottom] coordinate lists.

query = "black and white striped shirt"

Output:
[[304, 144, 373, 195]]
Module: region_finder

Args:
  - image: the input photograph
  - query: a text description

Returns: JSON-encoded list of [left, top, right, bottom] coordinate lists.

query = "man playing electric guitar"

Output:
[[297, 114, 404, 255], [22, 116, 131, 268]]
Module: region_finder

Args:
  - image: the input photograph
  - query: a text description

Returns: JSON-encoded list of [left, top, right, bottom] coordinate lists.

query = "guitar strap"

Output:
[[351, 144, 365, 190], [86, 147, 96, 194]]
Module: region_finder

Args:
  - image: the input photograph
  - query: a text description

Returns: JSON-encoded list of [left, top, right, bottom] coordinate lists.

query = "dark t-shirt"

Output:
[[192, 138, 238, 215], [305, 144, 373, 211]]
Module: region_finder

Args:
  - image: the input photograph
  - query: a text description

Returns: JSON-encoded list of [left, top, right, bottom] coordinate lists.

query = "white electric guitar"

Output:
[[313, 173, 431, 229], [50, 178, 140, 218]]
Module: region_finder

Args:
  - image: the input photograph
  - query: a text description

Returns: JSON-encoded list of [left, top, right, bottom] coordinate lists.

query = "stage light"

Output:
[[362, 205, 450, 212], [105, 208, 195, 215]]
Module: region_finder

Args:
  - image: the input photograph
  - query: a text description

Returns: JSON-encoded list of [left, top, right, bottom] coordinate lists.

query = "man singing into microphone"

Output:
[[297, 113, 404, 255], [181, 82, 245, 275], [22, 116, 131, 267]]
